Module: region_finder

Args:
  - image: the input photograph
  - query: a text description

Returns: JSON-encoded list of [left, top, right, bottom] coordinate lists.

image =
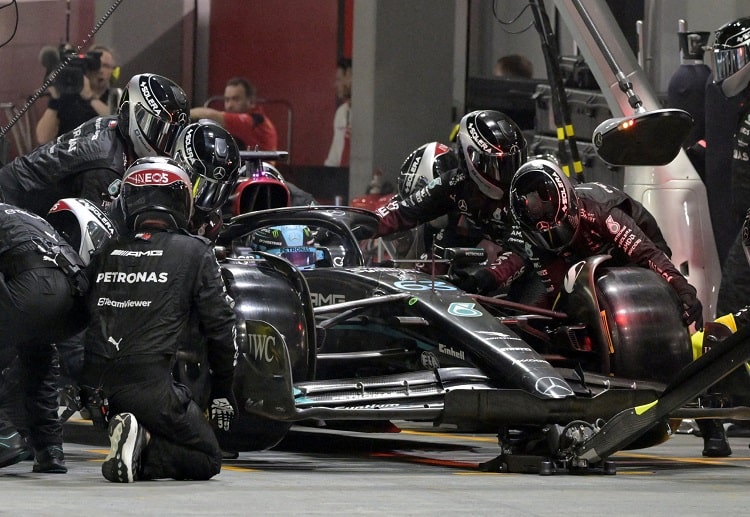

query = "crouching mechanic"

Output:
[[507, 158, 703, 325], [0, 191, 89, 473], [508, 160, 726, 457], [81, 157, 238, 483]]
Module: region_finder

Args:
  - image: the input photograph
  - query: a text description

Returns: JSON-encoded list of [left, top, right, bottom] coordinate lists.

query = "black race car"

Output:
[[174, 205, 710, 473]]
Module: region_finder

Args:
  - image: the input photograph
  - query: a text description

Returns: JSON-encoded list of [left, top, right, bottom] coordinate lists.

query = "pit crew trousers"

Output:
[[85, 358, 223, 480]]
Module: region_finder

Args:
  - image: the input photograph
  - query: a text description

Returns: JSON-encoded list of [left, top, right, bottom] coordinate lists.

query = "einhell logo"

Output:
[[438, 343, 465, 360]]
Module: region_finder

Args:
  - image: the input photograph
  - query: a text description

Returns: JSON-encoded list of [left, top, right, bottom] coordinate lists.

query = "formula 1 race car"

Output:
[[172, 205, 712, 473]]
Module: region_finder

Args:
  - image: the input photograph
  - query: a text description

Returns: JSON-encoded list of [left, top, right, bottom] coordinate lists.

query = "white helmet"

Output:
[[47, 198, 118, 265], [398, 142, 458, 198]]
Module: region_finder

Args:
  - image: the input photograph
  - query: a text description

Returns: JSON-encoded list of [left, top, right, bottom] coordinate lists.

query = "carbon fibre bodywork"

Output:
[[199, 206, 692, 454]]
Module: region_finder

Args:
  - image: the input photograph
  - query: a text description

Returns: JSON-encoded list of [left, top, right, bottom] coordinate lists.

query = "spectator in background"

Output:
[[190, 77, 277, 151], [324, 57, 352, 167], [494, 54, 533, 79], [36, 45, 120, 145]]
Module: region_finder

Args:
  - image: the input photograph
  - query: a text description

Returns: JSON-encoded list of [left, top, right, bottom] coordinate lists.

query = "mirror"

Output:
[[592, 108, 694, 166]]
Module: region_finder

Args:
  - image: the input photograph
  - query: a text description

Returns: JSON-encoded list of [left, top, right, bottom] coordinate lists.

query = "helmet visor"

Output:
[[276, 247, 317, 268], [134, 102, 183, 155], [192, 175, 234, 211], [713, 44, 750, 83], [511, 178, 576, 252], [84, 220, 114, 260], [463, 143, 523, 199]]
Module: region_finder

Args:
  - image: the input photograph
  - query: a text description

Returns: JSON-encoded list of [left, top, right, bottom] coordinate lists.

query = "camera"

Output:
[[54, 49, 102, 96]]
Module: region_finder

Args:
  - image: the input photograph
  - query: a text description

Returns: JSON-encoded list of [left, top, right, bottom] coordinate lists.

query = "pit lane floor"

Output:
[[4, 418, 750, 515]]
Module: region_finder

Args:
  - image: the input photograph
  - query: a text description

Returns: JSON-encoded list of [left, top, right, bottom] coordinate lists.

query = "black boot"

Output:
[[32, 445, 67, 473], [0, 425, 33, 469], [696, 419, 732, 457]]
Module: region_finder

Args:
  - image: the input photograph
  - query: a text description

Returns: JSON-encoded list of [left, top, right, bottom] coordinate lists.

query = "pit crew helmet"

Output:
[[398, 141, 458, 198], [250, 225, 318, 269], [46, 198, 117, 265], [510, 158, 579, 252], [173, 120, 240, 212], [118, 73, 190, 157], [456, 110, 528, 201], [712, 16, 750, 98], [118, 156, 194, 231]]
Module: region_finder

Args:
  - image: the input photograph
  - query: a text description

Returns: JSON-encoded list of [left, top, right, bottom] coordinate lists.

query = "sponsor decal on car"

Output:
[[246, 333, 277, 363], [447, 302, 482, 317], [420, 351, 440, 369], [393, 280, 457, 291], [438, 343, 465, 360], [475, 331, 525, 342], [310, 292, 346, 306]]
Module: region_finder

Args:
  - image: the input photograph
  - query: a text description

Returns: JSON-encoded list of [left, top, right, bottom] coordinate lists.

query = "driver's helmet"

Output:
[[509, 158, 579, 252], [249, 225, 318, 269], [711, 16, 750, 97], [117, 73, 190, 157], [456, 110, 528, 201], [172, 120, 240, 212], [398, 141, 458, 198], [117, 156, 194, 231], [46, 198, 117, 265]]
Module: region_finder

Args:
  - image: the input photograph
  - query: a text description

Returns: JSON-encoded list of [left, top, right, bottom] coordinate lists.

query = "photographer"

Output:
[[35, 45, 119, 145]]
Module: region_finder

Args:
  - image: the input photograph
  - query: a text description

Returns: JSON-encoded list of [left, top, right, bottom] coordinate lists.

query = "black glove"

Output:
[[451, 266, 496, 294], [210, 378, 237, 432], [677, 284, 704, 330]]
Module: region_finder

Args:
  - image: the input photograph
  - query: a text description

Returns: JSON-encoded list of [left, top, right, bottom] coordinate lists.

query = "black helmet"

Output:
[[249, 225, 318, 269], [173, 120, 240, 212], [398, 141, 458, 198], [456, 110, 527, 200], [118, 156, 194, 231], [510, 158, 579, 252], [712, 16, 750, 97], [117, 73, 190, 157]]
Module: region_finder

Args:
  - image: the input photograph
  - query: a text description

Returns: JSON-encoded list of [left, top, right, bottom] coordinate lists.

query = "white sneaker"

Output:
[[101, 413, 146, 483]]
